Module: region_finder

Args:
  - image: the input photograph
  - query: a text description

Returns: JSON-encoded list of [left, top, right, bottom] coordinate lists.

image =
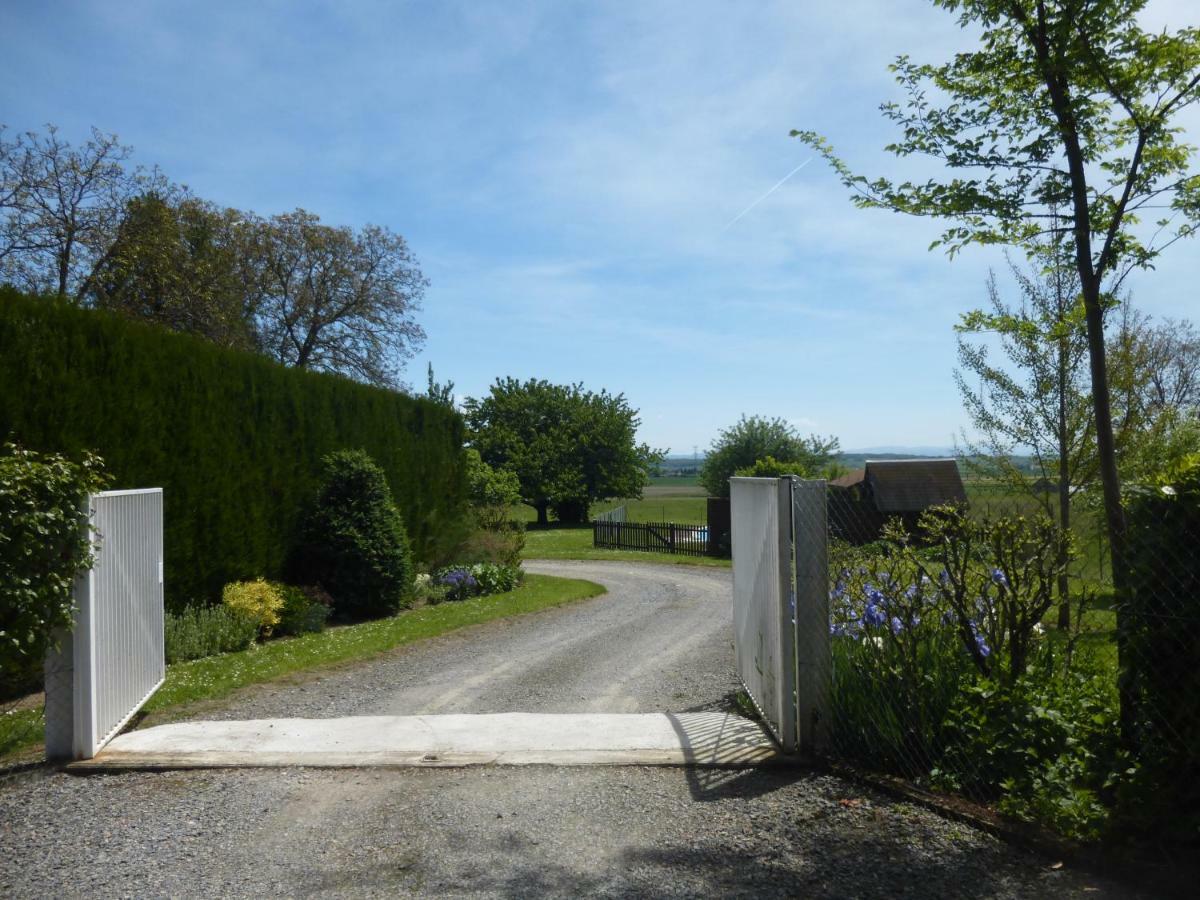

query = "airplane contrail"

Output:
[[721, 157, 813, 232]]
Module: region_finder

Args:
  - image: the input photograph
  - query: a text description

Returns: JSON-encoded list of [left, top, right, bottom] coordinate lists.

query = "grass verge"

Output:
[[523, 526, 731, 568], [0, 573, 604, 765]]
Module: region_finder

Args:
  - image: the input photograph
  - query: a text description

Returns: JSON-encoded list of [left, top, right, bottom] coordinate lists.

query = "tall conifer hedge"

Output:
[[0, 287, 467, 610]]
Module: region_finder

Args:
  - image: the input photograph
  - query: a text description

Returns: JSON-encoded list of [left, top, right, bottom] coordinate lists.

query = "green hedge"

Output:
[[0, 287, 467, 610]]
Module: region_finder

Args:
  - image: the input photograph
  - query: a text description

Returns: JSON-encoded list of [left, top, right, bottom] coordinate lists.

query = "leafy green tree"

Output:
[[733, 455, 816, 479], [700, 415, 839, 497], [463, 448, 521, 530], [464, 378, 663, 525], [86, 193, 258, 349], [795, 0, 1200, 634]]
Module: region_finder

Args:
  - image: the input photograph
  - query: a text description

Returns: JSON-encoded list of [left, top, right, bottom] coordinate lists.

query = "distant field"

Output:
[[647, 475, 701, 488], [509, 479, 711, 526]]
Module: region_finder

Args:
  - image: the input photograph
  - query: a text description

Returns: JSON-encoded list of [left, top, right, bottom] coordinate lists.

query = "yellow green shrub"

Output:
[[221, 578, 284, 637]]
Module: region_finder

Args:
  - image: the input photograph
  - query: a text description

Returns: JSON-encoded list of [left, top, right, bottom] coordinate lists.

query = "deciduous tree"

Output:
[[795, 0, 1200, 740], [795, 0, 1200, 607], [464, 378, 663, 525], [0, 125, 167, 300], [86, 193, 259, 349], [251, 209, 427, 387], [956, 249, 1095, 627], [700, 415, 839, 497]]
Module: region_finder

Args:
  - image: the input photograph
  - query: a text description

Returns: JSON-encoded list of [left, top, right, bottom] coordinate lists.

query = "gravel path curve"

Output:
[[0, 560, 1139, 898]]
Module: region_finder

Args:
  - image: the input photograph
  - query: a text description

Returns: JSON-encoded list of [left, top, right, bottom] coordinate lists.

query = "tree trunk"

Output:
[[1079, 274, 1135, 746], [535, 502, 548, 526]]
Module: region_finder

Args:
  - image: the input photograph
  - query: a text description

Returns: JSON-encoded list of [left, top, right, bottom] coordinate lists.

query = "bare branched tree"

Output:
[[251, 210, 428, 387], [0, 125, 168, 300]]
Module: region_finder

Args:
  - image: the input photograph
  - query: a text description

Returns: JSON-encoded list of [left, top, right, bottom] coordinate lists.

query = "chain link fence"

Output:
[[813, 469, 1198, 847]]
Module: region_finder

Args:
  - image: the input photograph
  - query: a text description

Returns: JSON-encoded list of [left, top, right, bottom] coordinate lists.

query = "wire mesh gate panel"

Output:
[[45, 489, 165, 760], [731, 477, 831, 755], [730, 477, 797, 750]]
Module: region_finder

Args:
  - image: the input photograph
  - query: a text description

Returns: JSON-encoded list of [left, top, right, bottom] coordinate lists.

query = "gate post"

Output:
[[791, 478, 831, 755]]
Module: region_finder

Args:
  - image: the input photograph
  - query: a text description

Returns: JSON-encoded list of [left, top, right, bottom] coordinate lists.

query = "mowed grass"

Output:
[[515, 481, 727, 566], [522, 526, 731, 568], [0, 573, 604, 763], [512, 482, 710, 526]]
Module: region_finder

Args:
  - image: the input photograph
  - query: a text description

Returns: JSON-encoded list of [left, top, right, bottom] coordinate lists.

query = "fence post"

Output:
[[44, 495, 96, 761], [791, 478, 831, 756]]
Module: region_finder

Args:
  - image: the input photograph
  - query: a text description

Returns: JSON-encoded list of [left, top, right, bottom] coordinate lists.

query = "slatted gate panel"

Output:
[[730, 477, 797, 751], [45, 489, 165, 760], [88, 490, 165, 755], [730, 477, 832, 757]]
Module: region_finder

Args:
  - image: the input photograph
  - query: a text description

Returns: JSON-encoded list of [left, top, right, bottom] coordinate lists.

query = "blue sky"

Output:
[[3, 0, 1197, 453]]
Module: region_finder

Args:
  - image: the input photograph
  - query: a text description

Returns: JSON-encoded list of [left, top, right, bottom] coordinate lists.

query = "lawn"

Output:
[[522, 525, 731, 568], [515, 481, 729, 566], [512, 482, 710, 526], [0, 573, 604, 763]]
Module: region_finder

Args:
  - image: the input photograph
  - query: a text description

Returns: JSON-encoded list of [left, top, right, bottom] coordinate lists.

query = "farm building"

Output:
[[828, 458, 967, 544]]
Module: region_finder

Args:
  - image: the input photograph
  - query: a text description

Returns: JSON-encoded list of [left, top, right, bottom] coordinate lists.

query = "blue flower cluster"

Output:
[[828, 564, 990, 659], [436, 567, 479, 601]]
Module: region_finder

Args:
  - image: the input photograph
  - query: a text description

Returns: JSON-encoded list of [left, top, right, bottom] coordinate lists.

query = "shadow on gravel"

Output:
[[667, 692, 812, 803], [421, 827, 1111, 900]]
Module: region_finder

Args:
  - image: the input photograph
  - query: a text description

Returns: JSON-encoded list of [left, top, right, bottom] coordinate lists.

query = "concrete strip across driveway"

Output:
[[74, 711, 787, 770]]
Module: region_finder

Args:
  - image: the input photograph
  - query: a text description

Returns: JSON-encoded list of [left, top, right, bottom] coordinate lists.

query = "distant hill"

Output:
[[843, 445, 958, 457], [652, 450, 1037, 478]]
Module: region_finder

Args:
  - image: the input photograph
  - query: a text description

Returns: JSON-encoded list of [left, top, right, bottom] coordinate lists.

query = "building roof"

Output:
[[830, 469, 865, 488], [863, 459, 966, 512]]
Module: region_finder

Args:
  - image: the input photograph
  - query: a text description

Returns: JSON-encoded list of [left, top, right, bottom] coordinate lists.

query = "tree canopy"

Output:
[[795, 0, 1200, 745], [0, 125, 427, 388], [700, 415, 839, 497], [463, 378, 663, 525]]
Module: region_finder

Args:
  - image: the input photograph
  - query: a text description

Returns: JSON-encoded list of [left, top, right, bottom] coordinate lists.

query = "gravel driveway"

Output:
[[0, 560, 1138, 898]]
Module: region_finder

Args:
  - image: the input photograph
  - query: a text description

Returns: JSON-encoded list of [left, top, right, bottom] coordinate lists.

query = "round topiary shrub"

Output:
[[300, 450, 413, 619]]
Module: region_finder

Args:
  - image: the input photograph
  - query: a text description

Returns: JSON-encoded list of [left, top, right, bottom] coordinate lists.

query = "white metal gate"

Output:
[[45, 489, 165, 760], [730, 477, 830, 755]]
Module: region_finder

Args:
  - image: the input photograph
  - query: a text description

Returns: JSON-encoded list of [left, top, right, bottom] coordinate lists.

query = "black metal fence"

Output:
[[592, 520, 710, 557]]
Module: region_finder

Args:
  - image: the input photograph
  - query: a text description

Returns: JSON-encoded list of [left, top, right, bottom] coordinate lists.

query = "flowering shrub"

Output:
[[430, 563, 522, 602], [222, 578, 285, 637], [435, 567, 479, 601], [827, 508, 1113, 840]]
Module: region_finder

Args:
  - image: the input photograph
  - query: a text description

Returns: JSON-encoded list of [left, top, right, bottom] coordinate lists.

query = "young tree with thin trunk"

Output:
[[956, 251, 1095, 629], [795, 0, 1200, 743]]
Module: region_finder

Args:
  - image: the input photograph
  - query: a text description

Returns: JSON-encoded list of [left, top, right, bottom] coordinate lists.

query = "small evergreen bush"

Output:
[[299, 450, 414, 619], [165, 604, 258, 663], [276, 584, 333, 636], [222, 578, 285, 637]]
